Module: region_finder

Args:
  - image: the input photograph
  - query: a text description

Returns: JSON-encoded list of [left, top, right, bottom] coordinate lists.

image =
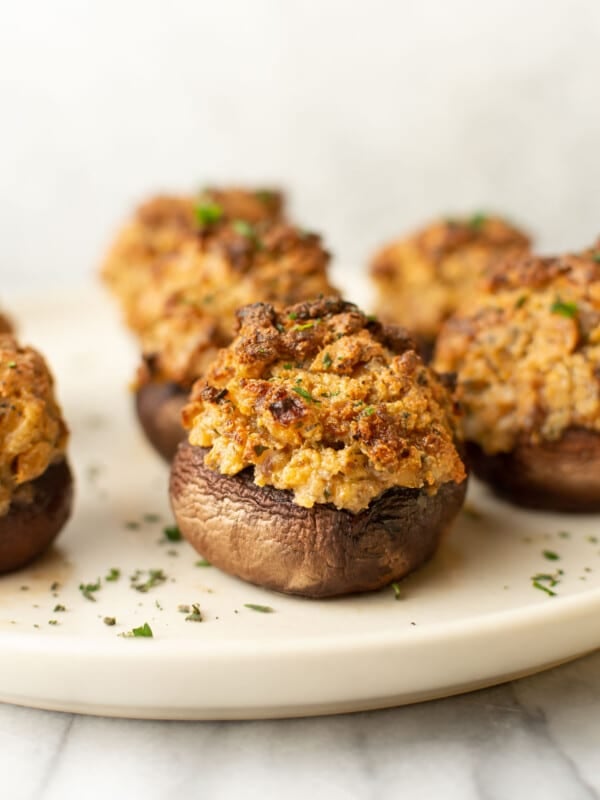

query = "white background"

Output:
[[1, 0, 600, 290]]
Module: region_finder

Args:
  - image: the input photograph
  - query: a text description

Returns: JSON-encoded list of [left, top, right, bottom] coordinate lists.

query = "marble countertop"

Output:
[[2, 651, 600, 800]]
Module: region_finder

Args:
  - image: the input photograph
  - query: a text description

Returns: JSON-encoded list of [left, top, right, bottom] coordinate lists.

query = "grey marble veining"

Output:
[[2, 651, 600, 800]]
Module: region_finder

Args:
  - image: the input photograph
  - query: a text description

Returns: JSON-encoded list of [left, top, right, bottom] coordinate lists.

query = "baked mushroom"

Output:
[[170, 298, 467, 597], [136, 221, 340, 460], [0, 334, 73, 573], [370, 214, 531, 358], [433, 248, 600, 511]]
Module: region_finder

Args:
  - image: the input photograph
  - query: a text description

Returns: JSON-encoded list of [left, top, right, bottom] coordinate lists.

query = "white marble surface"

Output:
[[1, 651, 600, 800]]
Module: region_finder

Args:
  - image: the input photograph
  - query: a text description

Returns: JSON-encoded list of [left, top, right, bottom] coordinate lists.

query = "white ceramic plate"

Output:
[[1, 285, 600, 720]]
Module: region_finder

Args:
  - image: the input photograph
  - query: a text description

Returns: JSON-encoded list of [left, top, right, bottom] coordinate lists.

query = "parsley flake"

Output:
[[323, 352, 333, 369], [121, 622, 153, 638], [468, 212, 487, 231], [292, 386, 320, 404], [53, 604, 66, 613], [131, 569, 167, 593], [163, 525, 182, 542], [391, 582, 402, 600], [185, 603, 203, 622], [195, 558, 212, 567], [105, 567, 121, 582], [103, 616, 116, 626], [543, 550, 560, 561], [550, 298, 578, 318], [79, 579, 101, 602], [195, 202, 223, 226], [244, 603, 274, 613]]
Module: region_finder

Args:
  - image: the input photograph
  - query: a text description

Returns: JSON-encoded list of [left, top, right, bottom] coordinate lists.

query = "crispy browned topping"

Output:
[[433, 250, 600, 454], [183, 298, 465, 512], [138, 224, 339, 387], [0, 312, 13, 334], [0, 335, 68, 516], [100, 187, 285, 333], [370, 214, 531, 342]]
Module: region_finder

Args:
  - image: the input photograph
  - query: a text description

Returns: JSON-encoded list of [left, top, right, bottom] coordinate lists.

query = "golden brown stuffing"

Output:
[[183, 298, 466, 513], [100, 187, 285, 333], [433, 248, 600, 454], [139, 224, 339, 388], [0, 312, 13, 334], [0, 335, 68, 516], [370, 214, 531, 344]]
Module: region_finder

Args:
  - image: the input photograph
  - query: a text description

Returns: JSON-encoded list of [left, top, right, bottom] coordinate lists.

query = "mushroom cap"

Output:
[[135, 382, 187, 462], [467, 428, 600, 512], [170, 442, 467, 598], [0, 459, 73, 574]]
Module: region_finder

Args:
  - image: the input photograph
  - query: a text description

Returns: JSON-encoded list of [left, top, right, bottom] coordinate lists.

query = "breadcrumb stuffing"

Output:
[[183, 298, 466, 513], [138, 224, 339, 387], [370, 215, 530, 343], [0, 335, 68, 516], [433, 249, 600, 454], [100, 187, 285, 334]]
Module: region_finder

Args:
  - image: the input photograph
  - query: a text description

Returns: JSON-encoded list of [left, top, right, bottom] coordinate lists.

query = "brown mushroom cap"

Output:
[[135, 382, 187, 462], [170, 442, 467, 598], [0, 459, 73, 574], [467, 428, 600, 512]]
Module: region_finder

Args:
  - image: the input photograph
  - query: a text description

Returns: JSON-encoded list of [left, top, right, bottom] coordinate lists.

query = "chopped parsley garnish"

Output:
[[53, 604, 66, 612], [79, 579, 101, 602], [255, 189, 275, 204], [48, 620, 58, 626], [125, 521, 140, 530], [253, 444, 268, 456], [195, 558, 212, 567], [468, 212, 487, 231], [292, 386, 320, 403], [531, 572, 560, 597], [550, 298, 578, 318], [131, 569, 167, 593], [288, 312, 298, 320], [143, 513, 161, 523], [232, 219, 256, 239], [558, 531, 571, 539], [103, 617, 116, 626], [105, 567, 121, 582], [593, 252, 600, 263], [391, 582, 402, 600], [282, 363, 293, 370], [323, 352, 333, 369], [185, 603, 203, 622], [366, 314, 378, 322], [292, 321, 315, 332], [587, 535, 598, 544], [7, 361, 16, 368], [363, 406, 375, 416], [515, 295, 527, 309], [178, 604, 190, 613], [121, 622, 153, 638], [244, 603, 274, 613], [195, 202, 223, 226], [163, 525, 182, 542], [543, 550, 560, 561]]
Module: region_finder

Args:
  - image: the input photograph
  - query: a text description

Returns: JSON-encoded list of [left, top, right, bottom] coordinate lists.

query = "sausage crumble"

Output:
[[183, 298, 466, 512], [370, 214, 530, 343], [433, 248, 600, 454]]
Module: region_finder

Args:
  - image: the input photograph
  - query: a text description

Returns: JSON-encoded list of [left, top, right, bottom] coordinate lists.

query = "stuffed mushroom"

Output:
[[433, 248, 600, 511], [370, 214, 531, 358], [136, 220, 340, 459], [0, 334, 73, 572], [170, 297, 467, 598]]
